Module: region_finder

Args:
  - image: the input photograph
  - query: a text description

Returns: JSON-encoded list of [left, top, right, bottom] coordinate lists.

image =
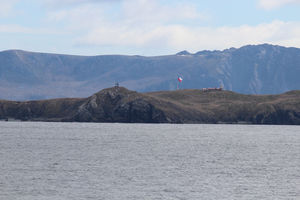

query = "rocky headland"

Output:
[[0, 87, 299, 125]]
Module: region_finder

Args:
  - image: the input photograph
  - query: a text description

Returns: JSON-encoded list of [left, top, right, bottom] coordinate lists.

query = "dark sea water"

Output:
[[0, 122, 299, 200]]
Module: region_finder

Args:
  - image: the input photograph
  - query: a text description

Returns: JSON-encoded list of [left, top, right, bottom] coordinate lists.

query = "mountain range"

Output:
[[0, 44, 299, 100]]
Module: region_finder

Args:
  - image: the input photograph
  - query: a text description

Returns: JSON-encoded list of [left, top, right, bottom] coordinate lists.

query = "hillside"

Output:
[[1, 87, 299, 125], [0, 44, 300, 100]]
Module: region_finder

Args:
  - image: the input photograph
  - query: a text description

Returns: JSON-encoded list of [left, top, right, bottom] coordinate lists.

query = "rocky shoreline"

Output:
[[1, 87, 300, 125]]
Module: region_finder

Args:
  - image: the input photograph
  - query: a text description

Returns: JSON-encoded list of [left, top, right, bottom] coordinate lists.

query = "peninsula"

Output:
[[0, 87, 299, 125]]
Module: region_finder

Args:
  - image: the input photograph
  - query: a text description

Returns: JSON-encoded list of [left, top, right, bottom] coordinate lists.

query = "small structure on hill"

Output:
[[202, 85, 223, 92]]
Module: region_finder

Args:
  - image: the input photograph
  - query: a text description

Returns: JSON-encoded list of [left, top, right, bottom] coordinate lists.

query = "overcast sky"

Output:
[[1, 0, 300, 55]]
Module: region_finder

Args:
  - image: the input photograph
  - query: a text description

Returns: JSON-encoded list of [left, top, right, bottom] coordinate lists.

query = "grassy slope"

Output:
[[0, 88, 299, 124], [0, 98, 85, 121], [146, 89, 300, 124]]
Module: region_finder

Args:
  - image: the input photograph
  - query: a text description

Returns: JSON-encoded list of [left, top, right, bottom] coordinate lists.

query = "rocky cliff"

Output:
[[0, 87, 299, 125]]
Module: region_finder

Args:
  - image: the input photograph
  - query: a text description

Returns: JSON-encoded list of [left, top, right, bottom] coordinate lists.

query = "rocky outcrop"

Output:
[[0, 87, 299, 124], [71, 87, 167, 123]]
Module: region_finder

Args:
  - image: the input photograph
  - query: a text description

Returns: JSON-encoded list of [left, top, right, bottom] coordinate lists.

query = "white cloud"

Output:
[[44, 0, 300, 53], [121, 0, 203, 25], [47, 0, 203, 25], [47, 4, 106, 30], [46, 0, 207, 49], [0, 24, 65, 36], [44, 0, 120, 8], [258, 0, 300, 10], [0, 24, 33, 33], [0, 0, 19, 17], [77, 20, 300, 52], [28, 0, 300, 54]]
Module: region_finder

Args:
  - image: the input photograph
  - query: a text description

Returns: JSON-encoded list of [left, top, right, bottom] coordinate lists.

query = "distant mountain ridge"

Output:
[[0, 44, 300, 100]]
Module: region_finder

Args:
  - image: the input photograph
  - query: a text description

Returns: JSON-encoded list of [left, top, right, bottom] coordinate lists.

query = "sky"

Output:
[[1, 0, 300, 56]]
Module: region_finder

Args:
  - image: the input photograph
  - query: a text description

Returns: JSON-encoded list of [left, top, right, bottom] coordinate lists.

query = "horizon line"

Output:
[[0, 43, 295, 57]]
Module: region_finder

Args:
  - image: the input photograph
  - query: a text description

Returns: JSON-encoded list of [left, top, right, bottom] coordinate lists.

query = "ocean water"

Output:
[[0, 122, 299, 200]]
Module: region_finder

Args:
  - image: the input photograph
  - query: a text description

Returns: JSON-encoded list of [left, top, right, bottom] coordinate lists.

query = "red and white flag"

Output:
[[178, 77, 183, 82]]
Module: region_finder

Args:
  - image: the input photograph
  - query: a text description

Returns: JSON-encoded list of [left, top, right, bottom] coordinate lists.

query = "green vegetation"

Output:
[[1, 87, 299, 124]]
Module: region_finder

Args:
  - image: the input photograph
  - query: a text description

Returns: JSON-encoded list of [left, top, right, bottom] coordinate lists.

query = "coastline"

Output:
[[1, 87, 300, 125]]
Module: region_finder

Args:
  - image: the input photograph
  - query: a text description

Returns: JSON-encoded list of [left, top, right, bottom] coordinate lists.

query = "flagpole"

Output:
[[177, 76, 182, 90]]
